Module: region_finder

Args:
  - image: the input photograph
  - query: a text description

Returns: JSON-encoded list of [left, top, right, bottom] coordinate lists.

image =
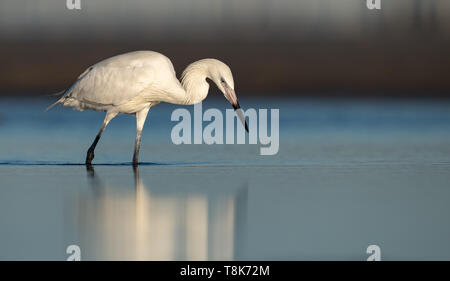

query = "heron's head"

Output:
[[182, 58, 248, 132], [205, 59, 248, 132]]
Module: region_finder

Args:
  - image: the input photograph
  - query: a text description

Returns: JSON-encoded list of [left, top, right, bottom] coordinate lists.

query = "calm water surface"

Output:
[[1, 97, 450, 260]]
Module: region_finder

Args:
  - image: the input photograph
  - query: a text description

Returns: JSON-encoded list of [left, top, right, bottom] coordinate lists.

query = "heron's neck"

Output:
[[180, 61, 210, 105]]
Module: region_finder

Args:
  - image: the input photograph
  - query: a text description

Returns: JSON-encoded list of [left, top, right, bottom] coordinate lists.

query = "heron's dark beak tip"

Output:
[[233, 102, 249, 133]]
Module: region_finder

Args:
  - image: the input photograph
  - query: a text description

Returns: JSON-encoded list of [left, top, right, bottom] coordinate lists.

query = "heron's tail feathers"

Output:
[[45, 95, 65, 112], [45, 98, 62, 112]]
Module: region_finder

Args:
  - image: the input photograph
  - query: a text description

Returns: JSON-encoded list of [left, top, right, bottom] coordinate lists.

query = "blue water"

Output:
[[1, 97, 450, 260]]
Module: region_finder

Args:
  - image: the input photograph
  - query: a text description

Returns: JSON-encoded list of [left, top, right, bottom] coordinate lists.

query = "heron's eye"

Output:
[[221, 78, 225, 83]]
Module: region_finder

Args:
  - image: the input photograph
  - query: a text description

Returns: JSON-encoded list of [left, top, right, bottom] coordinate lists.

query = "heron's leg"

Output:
[[86, 111, 117, 165], [133, 107, 150, 166]]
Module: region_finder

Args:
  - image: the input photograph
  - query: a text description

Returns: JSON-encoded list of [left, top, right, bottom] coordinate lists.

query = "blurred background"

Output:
[[2, 1, 450, 261], [1, 0, 450, 97]]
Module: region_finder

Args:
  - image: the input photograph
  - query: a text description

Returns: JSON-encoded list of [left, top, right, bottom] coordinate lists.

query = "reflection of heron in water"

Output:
[[81, 165, 248, 260]]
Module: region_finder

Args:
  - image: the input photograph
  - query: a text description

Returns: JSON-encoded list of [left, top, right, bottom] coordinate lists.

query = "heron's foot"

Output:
[[86, 148, 95, 165]]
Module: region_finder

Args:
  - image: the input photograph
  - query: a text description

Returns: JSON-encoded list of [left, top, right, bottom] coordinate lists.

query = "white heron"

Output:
[[47, 51, 248, 166]]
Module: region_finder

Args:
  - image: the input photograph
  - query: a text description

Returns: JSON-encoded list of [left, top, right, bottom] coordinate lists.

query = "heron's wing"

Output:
[[66, 63, 156, 107], [58, 51, 182, 111]]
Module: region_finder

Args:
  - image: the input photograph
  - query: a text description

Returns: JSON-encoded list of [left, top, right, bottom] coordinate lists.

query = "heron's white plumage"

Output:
[[56, 51, 186, 113]]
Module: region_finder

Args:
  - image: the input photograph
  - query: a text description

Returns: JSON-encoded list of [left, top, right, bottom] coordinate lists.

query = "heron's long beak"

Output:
[[222, 82, 249, 133]]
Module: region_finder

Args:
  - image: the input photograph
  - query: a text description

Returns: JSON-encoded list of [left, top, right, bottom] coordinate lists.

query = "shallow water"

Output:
[[1, 97, 450, 260]]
